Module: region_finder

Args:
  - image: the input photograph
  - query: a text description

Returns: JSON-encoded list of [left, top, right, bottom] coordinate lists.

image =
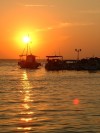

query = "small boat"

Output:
[[45, 55, 67, 70], [78, 57, 100, 71], [18, 41, 41, 69], [18, 54, 41, 69]]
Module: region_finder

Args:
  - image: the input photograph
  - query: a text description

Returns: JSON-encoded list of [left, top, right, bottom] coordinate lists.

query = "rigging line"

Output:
[[29, 45, 32, 54], [22, 46, 26, 55]]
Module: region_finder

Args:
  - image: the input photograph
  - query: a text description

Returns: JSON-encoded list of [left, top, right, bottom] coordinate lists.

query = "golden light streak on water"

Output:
[[17, 127, 32, 131], [20, 111, 34, 115], [22, 103, 30, 109], [21, 118, 33, 122], [17, 71, 34, 132]]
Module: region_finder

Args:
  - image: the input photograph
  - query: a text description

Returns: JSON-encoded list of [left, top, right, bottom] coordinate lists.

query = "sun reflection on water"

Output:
[[21, 118, 33, 122], [18, 71, 34, 132], [17, 70, 50, 132]]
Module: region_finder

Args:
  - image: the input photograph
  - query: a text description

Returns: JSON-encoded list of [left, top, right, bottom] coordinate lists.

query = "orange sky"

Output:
[[0, 0, 100, 59]]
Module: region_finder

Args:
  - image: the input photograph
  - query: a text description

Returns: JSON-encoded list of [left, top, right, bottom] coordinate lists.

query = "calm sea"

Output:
[[0, 60, 100, 133]]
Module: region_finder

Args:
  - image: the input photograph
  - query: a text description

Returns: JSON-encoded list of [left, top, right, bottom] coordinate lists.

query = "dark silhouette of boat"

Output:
[[45, 55, 100, 71], [18, 54, 41, 69], [76, 57, 100, 70], [45, 55, 67, 70], [65, 57, 100, 71], [18, 41, 41, 69]]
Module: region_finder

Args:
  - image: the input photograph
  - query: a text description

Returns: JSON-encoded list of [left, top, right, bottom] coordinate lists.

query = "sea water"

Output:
[[0, 60, 100, 133]]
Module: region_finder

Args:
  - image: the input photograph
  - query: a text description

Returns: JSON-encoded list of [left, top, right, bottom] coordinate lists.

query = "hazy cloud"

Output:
[[35, 22, 94, 32], [56, 22, 94, 28], [80, 10, 100, 14], [58, 22, 71, 27], [71, 22, 94, 26], [24, 4, 54, 7]]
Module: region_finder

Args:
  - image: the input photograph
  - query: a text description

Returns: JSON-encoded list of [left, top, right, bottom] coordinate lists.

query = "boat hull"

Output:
[[18, 61, 41, 69]]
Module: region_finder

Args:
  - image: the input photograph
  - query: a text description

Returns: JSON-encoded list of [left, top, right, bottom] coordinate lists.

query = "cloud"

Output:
[[71, 22, 94, 26], [56, 22, 94, 28], [58, 22, 71, 27], [35, 22, 94, 32], [80, 10, 100, 14], [24, 4, 54, 7]]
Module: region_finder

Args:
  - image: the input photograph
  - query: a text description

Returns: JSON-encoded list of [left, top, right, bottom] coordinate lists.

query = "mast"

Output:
[[26, 42, 28, 56], [26, 34, 30, 56]]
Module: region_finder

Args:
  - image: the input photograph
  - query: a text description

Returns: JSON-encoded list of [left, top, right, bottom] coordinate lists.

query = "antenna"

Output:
[[75, 49, 82, 60]]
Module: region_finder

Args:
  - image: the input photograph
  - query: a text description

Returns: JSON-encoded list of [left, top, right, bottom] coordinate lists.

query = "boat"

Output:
[[66, 57, 100, 71], [45, 55, 67, 70], [18, 54, 41, 69], [45, 55, 100, 71], [18, 40, 41, 69], [77, 57, 100, 70]]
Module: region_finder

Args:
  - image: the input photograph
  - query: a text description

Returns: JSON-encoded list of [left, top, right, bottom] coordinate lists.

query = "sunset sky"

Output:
[[0, 0, 100, 59]]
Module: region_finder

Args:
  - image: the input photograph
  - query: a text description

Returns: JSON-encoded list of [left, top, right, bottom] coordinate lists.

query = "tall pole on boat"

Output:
[[26, 34, 30, 56], [26, 42, 28, 56], [75, 49, 81, 61]]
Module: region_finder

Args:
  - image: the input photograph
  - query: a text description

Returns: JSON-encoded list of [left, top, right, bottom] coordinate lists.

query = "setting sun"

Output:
[[23, 36, 30, 44]]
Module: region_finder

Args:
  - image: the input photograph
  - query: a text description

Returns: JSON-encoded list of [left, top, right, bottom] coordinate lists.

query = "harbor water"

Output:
[[0, 60, 100, 133]]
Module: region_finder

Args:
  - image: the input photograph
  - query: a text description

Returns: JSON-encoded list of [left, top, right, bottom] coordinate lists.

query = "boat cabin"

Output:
[[45, 55, 65, 70]]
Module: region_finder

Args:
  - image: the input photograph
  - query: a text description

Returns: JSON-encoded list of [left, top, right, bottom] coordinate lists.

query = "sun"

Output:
[[14, 31, 39, 50], [23, 36, 31, 43]]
